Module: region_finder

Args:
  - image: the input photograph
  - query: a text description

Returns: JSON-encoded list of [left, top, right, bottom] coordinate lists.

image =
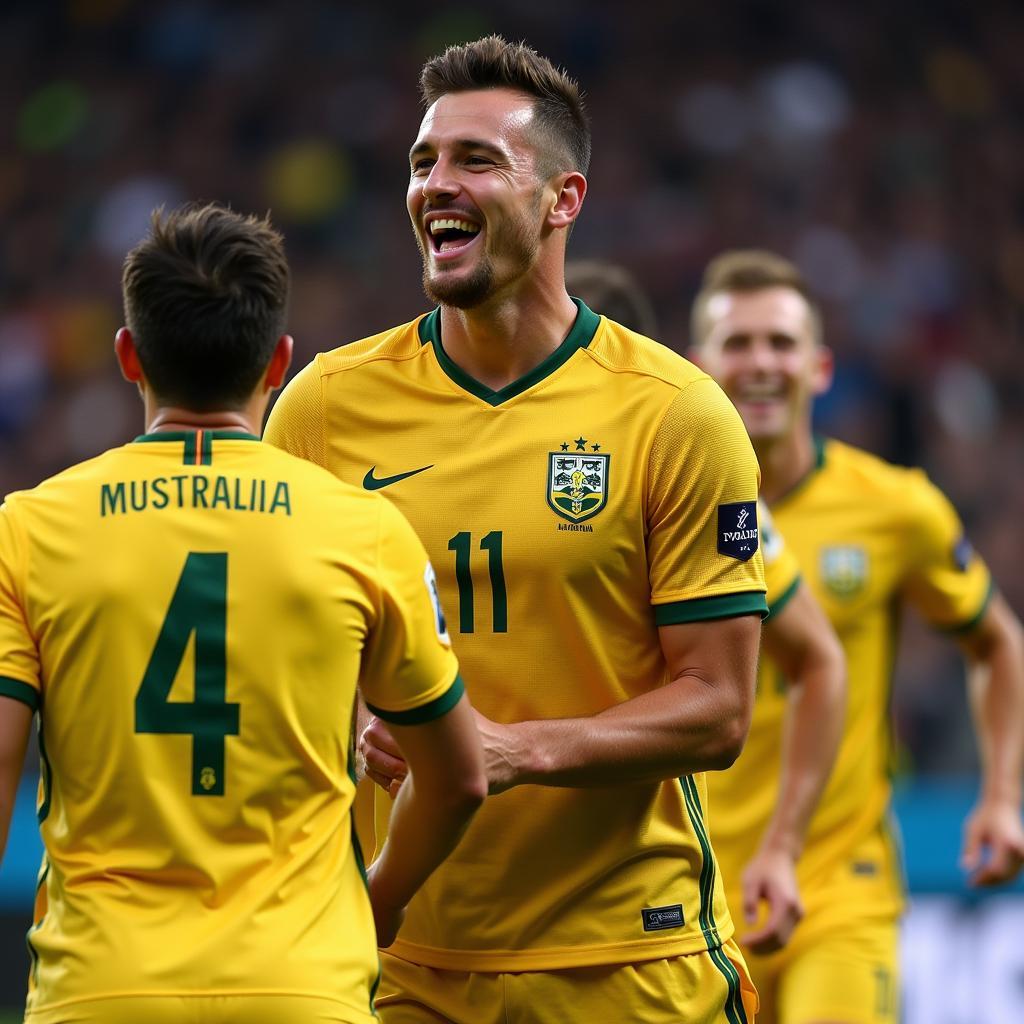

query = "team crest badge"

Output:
[[548, 441, 609, 523], [820, 545, 868, 598]]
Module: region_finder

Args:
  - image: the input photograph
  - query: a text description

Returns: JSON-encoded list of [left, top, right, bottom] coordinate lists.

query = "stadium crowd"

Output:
[[1, 0, 1023, 774]]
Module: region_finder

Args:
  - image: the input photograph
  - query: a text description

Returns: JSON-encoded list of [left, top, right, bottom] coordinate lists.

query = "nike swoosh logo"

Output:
[[362, 464, 434, 491]]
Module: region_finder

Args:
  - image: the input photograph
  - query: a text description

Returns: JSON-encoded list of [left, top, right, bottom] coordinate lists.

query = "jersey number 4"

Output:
[[134, 552, 240, 796]]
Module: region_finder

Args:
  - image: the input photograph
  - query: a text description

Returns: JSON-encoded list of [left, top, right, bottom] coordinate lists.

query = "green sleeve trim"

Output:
[[765, 575, 801, 622], [367, 673, 465, 725], [938, 577, 995, 636], [0, 676, 39, 712], [654, 591, 768, 625]]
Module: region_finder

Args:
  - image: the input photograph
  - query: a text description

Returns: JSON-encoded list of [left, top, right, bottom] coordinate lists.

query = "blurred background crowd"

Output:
[[1, 0, 1022, 777]]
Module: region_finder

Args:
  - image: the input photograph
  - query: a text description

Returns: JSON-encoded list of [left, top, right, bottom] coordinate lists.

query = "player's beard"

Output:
[[419, 201, 541, 310]]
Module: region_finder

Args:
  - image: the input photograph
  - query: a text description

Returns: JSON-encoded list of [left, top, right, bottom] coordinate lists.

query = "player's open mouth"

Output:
[[427, 216, 481, 258]]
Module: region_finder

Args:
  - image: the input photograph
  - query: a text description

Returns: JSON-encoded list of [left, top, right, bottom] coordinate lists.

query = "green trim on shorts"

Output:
[[707, 943, 748, 1024]]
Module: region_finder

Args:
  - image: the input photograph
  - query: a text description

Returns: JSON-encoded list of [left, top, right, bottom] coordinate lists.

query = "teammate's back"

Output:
[[0, 203, 485, 1024], [5, 436, 399, 1010]]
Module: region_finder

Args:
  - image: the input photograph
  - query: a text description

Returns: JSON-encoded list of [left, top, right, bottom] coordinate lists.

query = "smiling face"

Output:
[[407, 88, 553, 309], [697, 286, 833, 445]]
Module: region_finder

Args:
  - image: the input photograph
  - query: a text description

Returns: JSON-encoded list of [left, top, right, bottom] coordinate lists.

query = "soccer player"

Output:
[[566, 258, 848, 954], [266, 35, 766, 1024], [692, 250, 1024, 1024], [0, 203, 487, 1024]]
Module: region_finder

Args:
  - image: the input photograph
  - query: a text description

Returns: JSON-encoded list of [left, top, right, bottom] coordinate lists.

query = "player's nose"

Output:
[[421, 156, 461, 201]]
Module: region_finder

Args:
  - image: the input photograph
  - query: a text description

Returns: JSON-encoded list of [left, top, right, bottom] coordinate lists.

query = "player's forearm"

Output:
[[369, 774, 484, 911], [504, 672, 752, 788], [960, 595, 1024, 807], [759, 660, 845, 857], [758, 607, 846, 857], [965, 608, 1024, 807]]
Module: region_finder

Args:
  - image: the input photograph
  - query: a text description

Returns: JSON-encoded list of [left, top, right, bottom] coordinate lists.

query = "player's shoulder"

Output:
[[2, 449, 124, 514], [586, 315, 709, 393], [822, 438, 948, 512], [254, 441, 382, 507], [315, 315, 428, 378]]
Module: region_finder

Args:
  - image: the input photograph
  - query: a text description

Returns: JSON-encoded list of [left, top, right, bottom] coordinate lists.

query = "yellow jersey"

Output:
[[0, 431, 460, 1020], [265, 301, 768, 971], [709, 437, 991, 917], [758, 498, 802, 616]]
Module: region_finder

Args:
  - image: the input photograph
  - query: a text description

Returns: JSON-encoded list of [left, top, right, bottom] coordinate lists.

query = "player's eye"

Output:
[[464, 155, 493, 166], [770, 333, 797, 351], [411, 158, 435, 173], [722, 335, 751, 353]]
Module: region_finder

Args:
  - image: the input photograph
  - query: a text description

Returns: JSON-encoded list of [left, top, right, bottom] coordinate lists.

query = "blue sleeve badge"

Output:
[[952, 535, 973, 572], [718, 501, 759, 562]]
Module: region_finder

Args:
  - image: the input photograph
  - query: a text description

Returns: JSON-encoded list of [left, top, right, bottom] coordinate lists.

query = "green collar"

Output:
[[132, 430, 260, 467], [132, 430, 260, 444], [417, 298, 600, 407]]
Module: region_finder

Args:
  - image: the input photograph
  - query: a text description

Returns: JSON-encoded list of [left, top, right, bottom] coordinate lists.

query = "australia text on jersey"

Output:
[[100, 475, 292, 517]]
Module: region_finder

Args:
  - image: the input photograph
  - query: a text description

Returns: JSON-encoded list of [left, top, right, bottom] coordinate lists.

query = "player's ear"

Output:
[[264, 335, 294, 391], [546, 171, 587, 231], [114, 327, 144, 384], [812, 344, 834, 396]]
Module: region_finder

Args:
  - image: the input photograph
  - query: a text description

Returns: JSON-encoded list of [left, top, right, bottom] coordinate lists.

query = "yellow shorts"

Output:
[[24, 994, 374, 1024], [728, 829, 902, 1024], [742, 912, 898, 1024], [376, 938, 758, 1024]]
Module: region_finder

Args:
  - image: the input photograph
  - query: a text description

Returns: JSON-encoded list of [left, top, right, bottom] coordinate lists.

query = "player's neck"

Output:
[[755, 429, 818, 505], [439, 284, 579, 391], [144, 403, 263, 437]]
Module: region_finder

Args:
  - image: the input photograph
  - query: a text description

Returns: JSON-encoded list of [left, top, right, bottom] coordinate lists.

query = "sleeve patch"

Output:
[[718, 501, 759, 562], [952, 535, 973, 572]]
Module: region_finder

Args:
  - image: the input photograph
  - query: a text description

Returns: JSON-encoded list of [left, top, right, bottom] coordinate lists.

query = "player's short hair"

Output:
[[420, 34, 590, 178], [565, 260, 659, 338], [122, 203, 290, 411], [690, 249, 822, 345]]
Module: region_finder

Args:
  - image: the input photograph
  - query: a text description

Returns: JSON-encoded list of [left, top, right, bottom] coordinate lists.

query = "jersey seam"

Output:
[[580, 345, 709, 394], [642, 376, 721, 525], [26, 989, 372, 1012], [315, 323, 428, 378]]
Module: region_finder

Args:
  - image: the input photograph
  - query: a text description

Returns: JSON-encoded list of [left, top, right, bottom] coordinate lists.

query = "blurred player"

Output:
[[693, 249, 1024, 1024], [568, 258, 847, 954], [267, 35, 766, 1024], [0, 203, 486, 1024]]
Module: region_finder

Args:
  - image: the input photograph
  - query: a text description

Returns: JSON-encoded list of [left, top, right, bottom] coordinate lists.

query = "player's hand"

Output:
[[961, 797, 1024, 886], [739, 844, 804, 954], [366, 860, 406, 948], [359, 716, 407, 799]]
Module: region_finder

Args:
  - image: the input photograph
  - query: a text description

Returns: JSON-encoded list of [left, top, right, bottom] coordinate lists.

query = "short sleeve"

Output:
[[263, 358, 328, 467], [360, 498, 462, 724], [759, 499, 802, 619], [0, 500, 41, 711], [901, 471, 992, 632], [648, 378, 768, 625]]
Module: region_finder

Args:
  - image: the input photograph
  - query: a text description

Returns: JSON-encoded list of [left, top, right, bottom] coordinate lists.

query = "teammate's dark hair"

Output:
[[565, 260, 659, 338], [122, 203, 290, 411], [690, 249, 822, 345], [420, 35, 590, 177]]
